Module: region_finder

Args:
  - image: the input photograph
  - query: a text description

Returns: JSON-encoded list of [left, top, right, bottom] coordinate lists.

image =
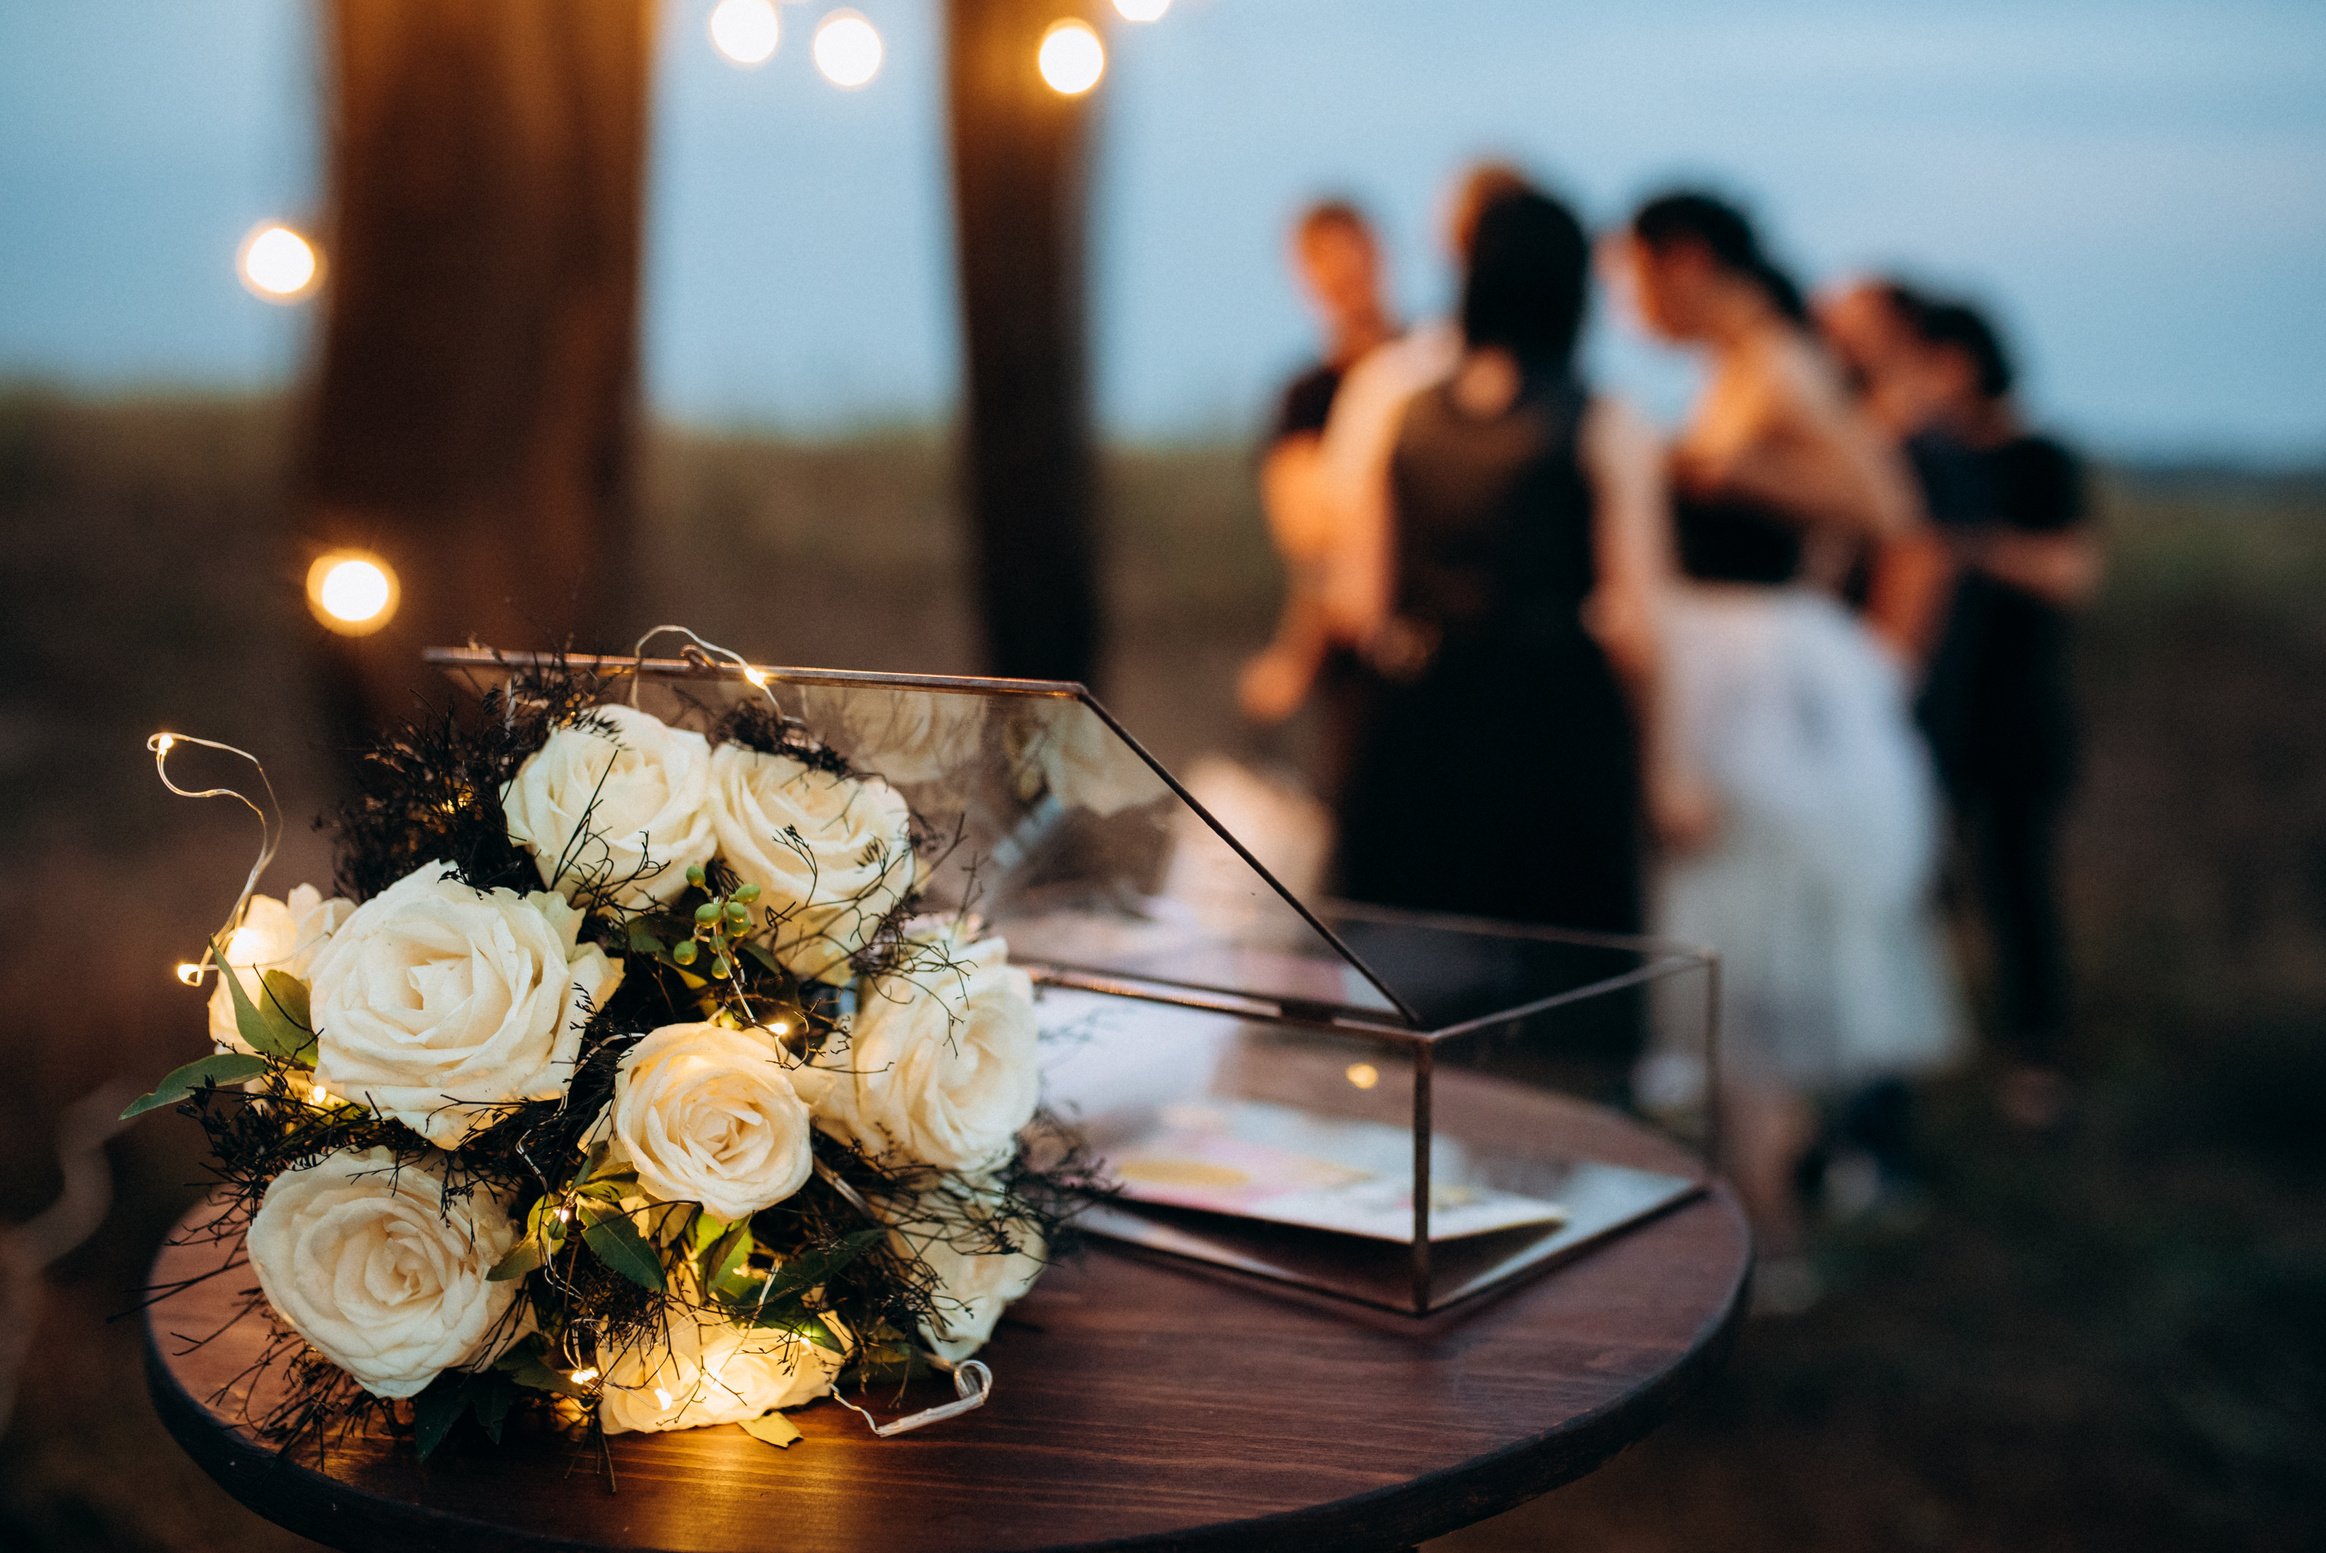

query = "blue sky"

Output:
[[2, 0, 2322, 458]]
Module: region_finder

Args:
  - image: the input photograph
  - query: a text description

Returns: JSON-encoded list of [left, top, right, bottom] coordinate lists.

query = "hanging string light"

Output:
[[813, 10, 884, 88], [709, 1, 1178, 91], [1037, 18, 1105, 96], [708, 0, 781, 66], [305, 550, 399, 635], [237, 222, 321, 304]]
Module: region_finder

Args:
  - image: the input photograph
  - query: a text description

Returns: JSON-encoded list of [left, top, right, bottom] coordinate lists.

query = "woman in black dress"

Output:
[[1335, 190, 1676, 936]]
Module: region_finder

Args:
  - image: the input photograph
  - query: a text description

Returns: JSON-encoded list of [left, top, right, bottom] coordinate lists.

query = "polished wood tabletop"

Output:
[[144, 1095, 1749, 1553]]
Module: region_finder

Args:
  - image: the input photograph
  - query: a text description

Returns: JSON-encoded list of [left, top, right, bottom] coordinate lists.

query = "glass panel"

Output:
[[1039, 987, 1429, 1310], [1036, 950, 1714, 1314]]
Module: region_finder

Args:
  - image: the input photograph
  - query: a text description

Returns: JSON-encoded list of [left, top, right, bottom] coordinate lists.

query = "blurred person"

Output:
[[1620, 192, 1962, 1281], [1820, 279, 1933, 438], [1818, 278, 1971, 660], [1902, 299, 2100, 1130], [1312, 162, 1537, 651], [1238, 201, 1397, 751], [1813, 277, 1991, 1195], [1335, 189, 1677, 943]]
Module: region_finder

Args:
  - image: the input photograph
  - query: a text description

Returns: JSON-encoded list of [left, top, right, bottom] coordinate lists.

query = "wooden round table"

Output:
[[144, 1105, 1749, 1553]]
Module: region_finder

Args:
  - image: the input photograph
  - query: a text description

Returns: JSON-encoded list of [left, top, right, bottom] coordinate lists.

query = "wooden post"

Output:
[[303, 0, 655, 741], [945, 0, 1105, 687]]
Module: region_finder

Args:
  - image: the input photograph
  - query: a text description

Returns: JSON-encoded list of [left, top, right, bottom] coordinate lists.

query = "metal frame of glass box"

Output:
[[428, 647, 1721, 1316]]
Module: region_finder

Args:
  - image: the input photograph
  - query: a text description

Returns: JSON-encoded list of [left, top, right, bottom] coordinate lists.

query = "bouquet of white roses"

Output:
[[129, 657, 1094, 1457]]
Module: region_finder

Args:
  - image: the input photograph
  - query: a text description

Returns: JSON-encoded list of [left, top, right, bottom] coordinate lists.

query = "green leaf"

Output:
[[738, 1411, 802, 1448], [626, 920, 668, 957], [740, 1309, 843, 1352], [576, 1173, 637, 1202], [580, 1202, 665, 1291], [210, 939, 316, 1064], [523, 1197, 572, 1245], [121, 1051, 270, 1119], [412, 1372, 474, 1460], [763, 1228, 883, 1301], [495, 1345, 589, 1397], [487, 1231, 550, 1283], [712, 1271, 760, 1306], [259, 970, 311, 1037], [576, 1138, 614, 1183], [849, 1324, 926, 1386], [689, 1212, 733, 1258], [706, 1222, 754, 1288]]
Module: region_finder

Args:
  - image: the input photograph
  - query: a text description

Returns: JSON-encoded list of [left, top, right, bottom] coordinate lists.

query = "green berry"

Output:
[[725, 901, 750, 924], [694, 901, 720, 923], [710, 955, 732, 978], [686, 864, 707, 887], [732, 883, 761, 903], [672, 940, 699, 966]]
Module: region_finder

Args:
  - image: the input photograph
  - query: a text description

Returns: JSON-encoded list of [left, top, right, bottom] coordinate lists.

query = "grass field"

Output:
[[1, 391, 2320, 1551]]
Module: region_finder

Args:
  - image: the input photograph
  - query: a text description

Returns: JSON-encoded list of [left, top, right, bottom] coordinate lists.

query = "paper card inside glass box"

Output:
[[432, 648, 1720, 1315]]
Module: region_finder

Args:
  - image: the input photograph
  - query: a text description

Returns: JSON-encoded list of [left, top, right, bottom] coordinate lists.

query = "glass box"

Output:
[[430, 648, 1720, 1316]]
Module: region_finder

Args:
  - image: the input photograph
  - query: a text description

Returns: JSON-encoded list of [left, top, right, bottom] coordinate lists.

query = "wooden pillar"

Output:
[[304, 0, 655, 738], [945, 0, 1104, 687]]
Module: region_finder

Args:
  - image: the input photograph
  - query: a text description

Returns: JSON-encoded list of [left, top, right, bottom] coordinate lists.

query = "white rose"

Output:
[[1026, 702, 1167, 818], [597, 1310, 846, 1435], [705, 745, 916, 984], [246, 1147, 521, 1399], [793, 927, 1039, 1171], [607, 1022, 814, 1221], [503, 703, 717, 910], [307, 861, 624, 1147], [888, 1183, 1046, 1364], [798, 685, 986, 786], [208, 884, 353, 1052]]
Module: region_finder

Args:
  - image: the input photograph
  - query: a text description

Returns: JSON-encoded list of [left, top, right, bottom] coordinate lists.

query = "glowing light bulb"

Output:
[[1113, 0, 1169, 20], [654, 1386, 674, 1410], [813, 11, 883, 88], [305, 550, 399, 636], [175, 962, 205, 987], [554, 1204, 573, 1224], [570, 1366, 600, 1386], [237, 222, 321, 303], [1038, 19, 1105, 95], [224, 925, 264, 961], [708, 0, 780, 65], [309, 1083, 332, 1106], [1345, 1062, 1380, 1091], [154, 733, 176, 754]]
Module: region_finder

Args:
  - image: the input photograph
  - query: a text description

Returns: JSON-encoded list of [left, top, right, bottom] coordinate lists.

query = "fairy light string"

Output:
[[833, 1358, 993, 1437], [627, 624, 787, 721], [148, 732, 283, 986]]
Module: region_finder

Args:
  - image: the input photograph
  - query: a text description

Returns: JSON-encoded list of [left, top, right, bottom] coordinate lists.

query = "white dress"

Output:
[[1645, 585, 1964, 1102]]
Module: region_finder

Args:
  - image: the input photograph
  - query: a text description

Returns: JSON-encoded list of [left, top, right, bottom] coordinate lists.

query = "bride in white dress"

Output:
[[1617, 192, 1963, 1267]]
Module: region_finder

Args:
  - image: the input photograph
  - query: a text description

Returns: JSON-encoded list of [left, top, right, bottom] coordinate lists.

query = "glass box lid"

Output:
[[429, 649, 1423, 1027]]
